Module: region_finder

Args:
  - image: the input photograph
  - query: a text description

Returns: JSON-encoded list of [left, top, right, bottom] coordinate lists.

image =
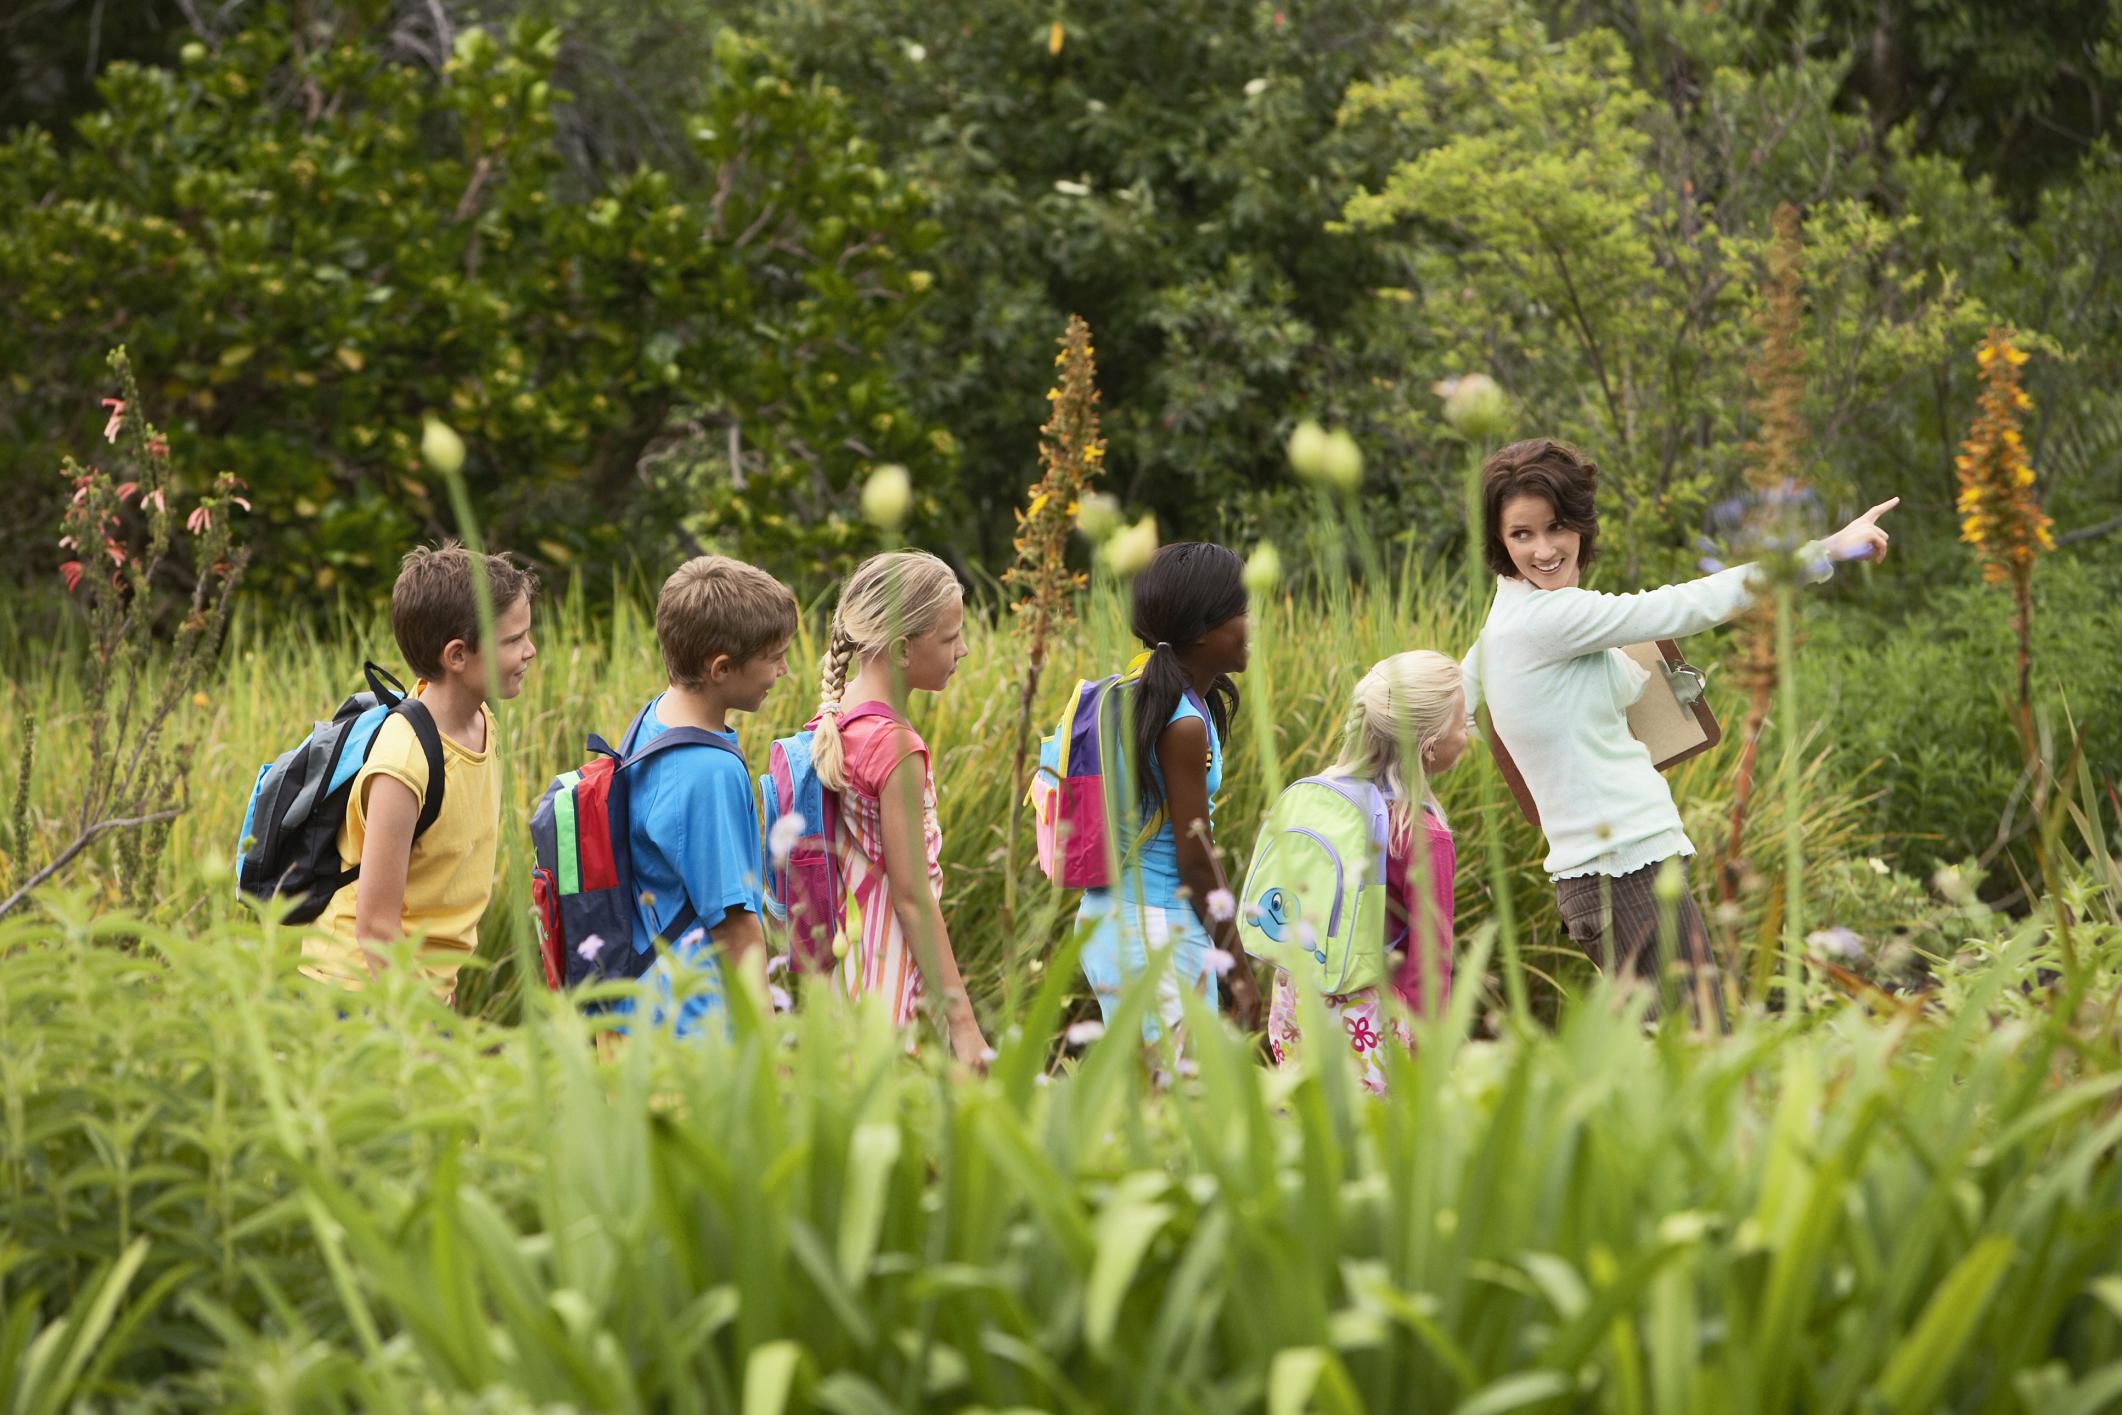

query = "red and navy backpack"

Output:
[[529, 702, 745, 990]]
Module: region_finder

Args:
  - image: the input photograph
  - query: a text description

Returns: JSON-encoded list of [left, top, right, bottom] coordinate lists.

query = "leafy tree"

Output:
[[1336, 8, 1993, 580], [0, 13, 944, 602]]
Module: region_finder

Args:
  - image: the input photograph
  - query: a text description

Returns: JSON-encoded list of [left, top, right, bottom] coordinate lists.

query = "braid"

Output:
[[811, 623, 859, 790]]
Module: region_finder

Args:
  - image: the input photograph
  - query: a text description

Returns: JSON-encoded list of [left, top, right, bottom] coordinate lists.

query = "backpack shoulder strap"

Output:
[[616, 699, 659, 756], [622, 725, 746, 769], [391, 696, 448, 840], [829, 700, 904, 731]]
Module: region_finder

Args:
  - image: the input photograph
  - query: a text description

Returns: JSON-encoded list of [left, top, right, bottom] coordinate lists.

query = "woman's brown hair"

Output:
[[1480, 438, 1601, 579]]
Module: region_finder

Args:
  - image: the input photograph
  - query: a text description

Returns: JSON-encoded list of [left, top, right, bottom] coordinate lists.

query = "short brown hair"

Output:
[[391, 541, 538, 679], [1481, 438, 1602, 580], [656, 555, 800, 690]]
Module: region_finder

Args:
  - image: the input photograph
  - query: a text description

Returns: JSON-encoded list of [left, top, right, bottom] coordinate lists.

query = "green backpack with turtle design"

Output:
[[1235, 774, 1396, 996]]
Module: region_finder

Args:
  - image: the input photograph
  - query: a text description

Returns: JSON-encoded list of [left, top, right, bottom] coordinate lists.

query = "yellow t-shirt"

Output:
[[301, 699, 499, 1001]]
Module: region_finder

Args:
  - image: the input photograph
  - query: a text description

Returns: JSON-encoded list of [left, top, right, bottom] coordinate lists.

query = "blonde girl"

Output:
[[1266, 650, 1468, 1094], [810, 550, 988, 1066]]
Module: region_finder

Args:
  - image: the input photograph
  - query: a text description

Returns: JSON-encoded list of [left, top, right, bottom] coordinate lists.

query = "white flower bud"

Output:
[[860, 464, 911, 528]]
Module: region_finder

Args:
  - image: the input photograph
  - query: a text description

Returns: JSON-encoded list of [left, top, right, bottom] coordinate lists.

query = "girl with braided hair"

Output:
[[809, 550, 988, 1067]]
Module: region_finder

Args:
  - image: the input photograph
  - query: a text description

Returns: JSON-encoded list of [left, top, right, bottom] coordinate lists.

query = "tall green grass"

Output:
[[1, 860, 2119, 1411], [0, 568, 1880, 1026]]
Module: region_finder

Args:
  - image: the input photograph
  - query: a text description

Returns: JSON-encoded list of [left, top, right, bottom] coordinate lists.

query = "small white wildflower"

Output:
[[1206, 888, 1236, 924], [979, 1046, 998, 1065], [677, 927, 707, 951], [768, 984, 792, 1012], [1243, 77, 1268, 96], [1065, 1019, 1106, 1047], [1054, 179, 1091, 197], [1203, 946, 1237, 978], [1807, 927, 1864, 961], [767, 811, 807, 868], [576, 933, 605, 962], [1868, 857, 1891, 877], [904, 41, 927, 63]]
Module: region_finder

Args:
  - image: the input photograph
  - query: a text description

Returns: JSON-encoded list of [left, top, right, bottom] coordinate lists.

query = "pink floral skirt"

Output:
[[1267, 968, 1411, 1095]]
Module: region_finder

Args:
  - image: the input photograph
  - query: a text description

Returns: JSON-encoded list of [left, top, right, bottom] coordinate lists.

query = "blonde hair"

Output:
[[811, 550, 964, 790], [656, 555, 799, 691], [1327, 650, 1463, 833]]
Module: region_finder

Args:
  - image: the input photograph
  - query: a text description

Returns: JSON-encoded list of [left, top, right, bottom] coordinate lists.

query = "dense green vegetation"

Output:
[[4, 0, 2119, 597], [3, 3, 2120, 1411]]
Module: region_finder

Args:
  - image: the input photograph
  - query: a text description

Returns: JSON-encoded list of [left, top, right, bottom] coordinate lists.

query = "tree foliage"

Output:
[[0, 11, 945, 603], [2, 0, 2119, 601]]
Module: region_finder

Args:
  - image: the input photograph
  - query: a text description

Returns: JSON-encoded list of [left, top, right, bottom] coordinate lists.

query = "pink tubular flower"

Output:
[[142, 488, 167, 514], [102, 399, 124, 443], [186, 505, 212, 535], [115, 481, 139, 503], [61, 561, 85, 593]]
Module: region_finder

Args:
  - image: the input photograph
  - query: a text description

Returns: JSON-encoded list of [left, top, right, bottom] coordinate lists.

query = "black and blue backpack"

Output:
[[235, 662, 445, 924]]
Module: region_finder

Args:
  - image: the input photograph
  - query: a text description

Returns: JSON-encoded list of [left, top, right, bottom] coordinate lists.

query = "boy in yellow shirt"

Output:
[[302, 543, 538, 1002]]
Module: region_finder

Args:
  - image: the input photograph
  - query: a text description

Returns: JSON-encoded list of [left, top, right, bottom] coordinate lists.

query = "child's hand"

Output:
[[949, 1015, 991, 1073]]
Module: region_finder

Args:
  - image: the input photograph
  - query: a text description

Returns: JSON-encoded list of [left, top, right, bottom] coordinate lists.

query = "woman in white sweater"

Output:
[[1462, 439, 1896, 1015]]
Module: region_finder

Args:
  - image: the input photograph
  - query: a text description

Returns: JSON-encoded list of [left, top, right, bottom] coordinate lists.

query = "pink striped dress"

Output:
[[829, 708, 943, 1027]]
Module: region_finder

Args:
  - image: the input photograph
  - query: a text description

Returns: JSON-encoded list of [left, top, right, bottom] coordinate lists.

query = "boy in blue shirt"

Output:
[[627, 555, 798, 1036]]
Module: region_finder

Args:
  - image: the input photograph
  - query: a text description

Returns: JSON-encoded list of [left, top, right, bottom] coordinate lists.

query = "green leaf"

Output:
[[1267, 1346, 1365, 1415], [836, 1120, 901, 1284], [1085, 1172, 1174, 1357], [743, 1340, 804, 1415], [1874, 1236, 2015, 1412]]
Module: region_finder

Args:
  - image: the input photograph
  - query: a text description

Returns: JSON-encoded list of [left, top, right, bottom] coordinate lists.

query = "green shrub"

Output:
[[0, 19, 944, 605], [2, 879, 2119, 1410], [1802, 552, 2122, 885]]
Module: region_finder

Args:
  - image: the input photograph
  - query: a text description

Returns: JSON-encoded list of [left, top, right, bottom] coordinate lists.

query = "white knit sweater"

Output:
[[1463, 558, 1828, 879]]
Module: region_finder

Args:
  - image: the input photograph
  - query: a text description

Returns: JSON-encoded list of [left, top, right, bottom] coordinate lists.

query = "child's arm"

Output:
[[1158, 717, 1261, 1031], [877, 751, 987, 1068], [351, 775, 419, 977], [710, 908, 770, 1002]]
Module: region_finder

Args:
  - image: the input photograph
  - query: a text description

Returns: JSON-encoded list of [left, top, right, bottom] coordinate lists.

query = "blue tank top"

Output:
[[1128, 694, 1223, 906]]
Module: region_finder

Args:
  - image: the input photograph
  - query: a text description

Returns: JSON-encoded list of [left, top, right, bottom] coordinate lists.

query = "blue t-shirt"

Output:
[[624, 694, 761, 1036], [1128, 694, 1223, 906]]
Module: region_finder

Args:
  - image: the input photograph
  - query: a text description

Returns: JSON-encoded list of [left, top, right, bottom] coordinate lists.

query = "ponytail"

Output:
[[1125, 544, 1247, 813]]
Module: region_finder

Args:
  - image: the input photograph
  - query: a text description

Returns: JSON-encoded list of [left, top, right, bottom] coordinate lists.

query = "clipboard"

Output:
[[1488, 639, 1721, 831]]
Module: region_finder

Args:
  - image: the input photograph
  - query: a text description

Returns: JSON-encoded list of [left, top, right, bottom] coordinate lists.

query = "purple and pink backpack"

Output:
[[1028, 668, 1207, 888], [760, 702, 901, 975]]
